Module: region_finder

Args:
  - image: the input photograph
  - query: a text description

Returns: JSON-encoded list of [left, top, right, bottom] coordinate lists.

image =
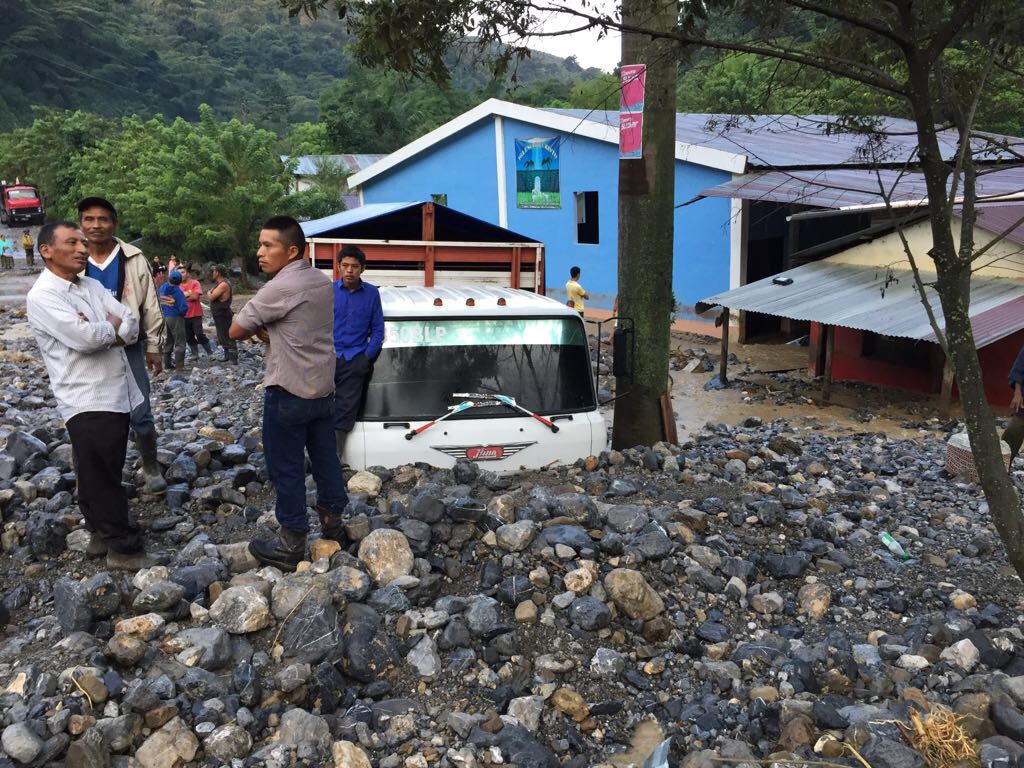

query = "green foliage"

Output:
[[676, 52, 901, 118], [317, 65, 478, 153], [287, 188, 346, 221], [282, 122, 332, 155], [64, 106, 290, 272], [0, 108, 116, 211]]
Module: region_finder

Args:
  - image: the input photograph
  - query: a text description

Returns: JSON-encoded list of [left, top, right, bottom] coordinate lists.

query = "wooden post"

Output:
[[719, 307, 730, 384], [939, 356, 954, 418], [511, 246, 521, 289], [822, 324, 835, 402]]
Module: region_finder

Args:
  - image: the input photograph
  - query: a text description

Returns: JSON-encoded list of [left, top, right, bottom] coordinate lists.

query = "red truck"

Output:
[[0, 183, 45, 226]]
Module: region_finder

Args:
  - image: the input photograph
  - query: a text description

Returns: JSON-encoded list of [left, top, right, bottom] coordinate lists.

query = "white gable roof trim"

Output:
[[347, 98, 748, 189]]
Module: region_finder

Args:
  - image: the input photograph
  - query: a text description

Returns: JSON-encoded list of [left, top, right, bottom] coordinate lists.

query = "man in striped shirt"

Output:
[[26, 222, 163, 569]]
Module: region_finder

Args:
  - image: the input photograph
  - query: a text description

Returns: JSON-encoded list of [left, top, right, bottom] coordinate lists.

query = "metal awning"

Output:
[[697, 260, 1024, 348], [693, 166, 1024, 210]]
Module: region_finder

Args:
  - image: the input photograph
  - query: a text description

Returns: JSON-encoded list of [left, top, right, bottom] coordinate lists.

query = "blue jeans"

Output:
[[124, 341, 156, 438], [262, 387, 348, 532]]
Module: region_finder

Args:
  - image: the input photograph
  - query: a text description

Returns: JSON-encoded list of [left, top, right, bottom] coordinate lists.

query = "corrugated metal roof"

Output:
[[697, 166, 1024, 209], [302, 202, 421, 237], [282, 154, 387, 176], [975, 204, 1024, 247], [547, 111, 1023, 169], [697, 260, 1024, 348]]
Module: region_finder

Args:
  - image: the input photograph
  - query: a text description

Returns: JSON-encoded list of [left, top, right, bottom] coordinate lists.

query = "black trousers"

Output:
[[184, 315, 209, 351], [333, 353, 371, 433], [66, 411, 144, 554], [211, 307, 236, 356]]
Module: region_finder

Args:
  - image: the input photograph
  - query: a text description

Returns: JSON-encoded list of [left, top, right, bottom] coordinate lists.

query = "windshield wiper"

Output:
[[453, 392, 560, 434], [405, 400, 475, 440]]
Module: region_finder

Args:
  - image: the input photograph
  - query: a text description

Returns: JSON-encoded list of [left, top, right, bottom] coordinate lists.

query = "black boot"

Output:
[[316, 505, 346, 543], [174, 351, 186, 371], [163, 351, 173, 370], [201, 340, 213, 356], [137, 431, 167, 494], [248, 527, 307, 571]]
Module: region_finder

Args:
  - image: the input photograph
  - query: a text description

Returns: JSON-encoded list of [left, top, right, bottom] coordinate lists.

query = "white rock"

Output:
[[357, 528, 414, 585], [939, 639, 980, 672], [347, 470, 382, 497], [135, 717, 198, 768]]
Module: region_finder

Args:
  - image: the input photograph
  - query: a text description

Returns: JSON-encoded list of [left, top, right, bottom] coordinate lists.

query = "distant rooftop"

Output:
[[282, 154, 387, 176]]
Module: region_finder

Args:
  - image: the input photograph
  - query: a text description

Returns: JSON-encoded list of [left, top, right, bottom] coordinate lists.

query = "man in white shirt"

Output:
[[27, 221, 163, 569]]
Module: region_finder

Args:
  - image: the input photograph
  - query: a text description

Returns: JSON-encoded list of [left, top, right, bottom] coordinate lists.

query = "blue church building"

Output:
[[347, 99, 943, 325], [348, 99, 746, 322]]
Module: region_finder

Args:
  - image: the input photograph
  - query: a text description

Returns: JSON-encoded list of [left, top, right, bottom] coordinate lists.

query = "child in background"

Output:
[[158, 271, 188, 371]]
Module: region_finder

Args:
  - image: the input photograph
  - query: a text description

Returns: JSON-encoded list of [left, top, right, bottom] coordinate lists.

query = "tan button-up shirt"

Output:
[[234, 259, 335, 399]]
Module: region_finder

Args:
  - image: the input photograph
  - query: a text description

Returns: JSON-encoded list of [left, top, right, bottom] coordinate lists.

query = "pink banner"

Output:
[[619, 64, 646, 160]]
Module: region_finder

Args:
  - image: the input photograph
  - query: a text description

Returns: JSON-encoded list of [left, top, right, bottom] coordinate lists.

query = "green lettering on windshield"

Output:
[[384, 318, 584, 348]]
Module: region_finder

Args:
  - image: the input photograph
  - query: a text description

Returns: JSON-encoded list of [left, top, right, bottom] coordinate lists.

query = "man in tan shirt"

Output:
[[230, 215, 349, 570]]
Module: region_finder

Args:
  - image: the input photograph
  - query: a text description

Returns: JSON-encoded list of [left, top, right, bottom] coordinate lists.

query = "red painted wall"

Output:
[[808, 322, 1022, 407]]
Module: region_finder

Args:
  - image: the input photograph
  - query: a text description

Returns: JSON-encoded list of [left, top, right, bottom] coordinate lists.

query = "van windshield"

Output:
[[363, 316, 595, 420], [7, 189, 36, 200]]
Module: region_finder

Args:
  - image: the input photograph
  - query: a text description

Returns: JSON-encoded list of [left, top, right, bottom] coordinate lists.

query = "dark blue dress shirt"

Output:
[[332, 279, 384, 360]]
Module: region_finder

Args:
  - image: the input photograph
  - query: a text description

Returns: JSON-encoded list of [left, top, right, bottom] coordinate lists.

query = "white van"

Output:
[[338, 285, 606, 471]]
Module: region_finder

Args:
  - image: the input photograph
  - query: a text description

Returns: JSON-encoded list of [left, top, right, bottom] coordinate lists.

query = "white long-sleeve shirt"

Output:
[[26, 269, 143, 422]]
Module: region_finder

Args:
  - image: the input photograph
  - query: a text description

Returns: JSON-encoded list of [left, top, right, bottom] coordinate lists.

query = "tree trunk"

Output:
[[904, 56, 1024, 578], [933, 266, 1024, 574], [612, 0, 678, 449]]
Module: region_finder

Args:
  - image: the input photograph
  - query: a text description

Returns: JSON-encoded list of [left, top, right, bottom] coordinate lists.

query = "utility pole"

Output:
[[612, 0, 679, 448]]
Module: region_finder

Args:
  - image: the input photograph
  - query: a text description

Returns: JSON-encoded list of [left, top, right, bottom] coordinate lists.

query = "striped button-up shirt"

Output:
[[26, 269, 143, 422]]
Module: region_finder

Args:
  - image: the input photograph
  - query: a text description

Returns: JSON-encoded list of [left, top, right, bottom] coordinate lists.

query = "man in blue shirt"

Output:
[[333, 245, 384, 459]]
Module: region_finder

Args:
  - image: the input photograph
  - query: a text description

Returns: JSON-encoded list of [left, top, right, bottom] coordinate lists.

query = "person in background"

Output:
[[0, 235, 13, 269], [159, 270, 188, 371], [565, 265, 589, 316], [332, 245, 384, 461], [26, 222, 164, 569], [153, 265, 167, 290], [178, 263, 212, 362], [209, 264, 237, 364], [167, 254, 179, 273], [150, 254, 161, 274], [78, 196, 166, 495], [1003, 345, 1024, 464], [21, 230, 34, 268], [229, 216, 348, 571]]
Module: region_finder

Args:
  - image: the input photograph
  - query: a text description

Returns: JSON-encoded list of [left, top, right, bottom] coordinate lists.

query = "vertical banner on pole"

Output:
[[619, 63, 646, 159]]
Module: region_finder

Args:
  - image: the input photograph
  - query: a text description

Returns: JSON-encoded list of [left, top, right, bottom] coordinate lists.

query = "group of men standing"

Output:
[[26, 203, 382, 572]]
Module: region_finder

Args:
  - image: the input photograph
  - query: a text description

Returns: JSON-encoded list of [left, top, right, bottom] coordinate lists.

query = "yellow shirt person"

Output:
[[565, 266, 589, 315]]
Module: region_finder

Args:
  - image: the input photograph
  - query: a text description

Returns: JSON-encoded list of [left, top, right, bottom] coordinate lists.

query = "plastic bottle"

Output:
[[878, 531, 910, 560]]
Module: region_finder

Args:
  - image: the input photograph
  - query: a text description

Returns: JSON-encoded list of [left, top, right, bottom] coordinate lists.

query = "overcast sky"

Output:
[[526, 1, 621, 72]]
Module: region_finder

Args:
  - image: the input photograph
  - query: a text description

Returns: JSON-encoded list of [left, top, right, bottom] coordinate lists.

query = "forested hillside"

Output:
[[0, 0, 604, 134]]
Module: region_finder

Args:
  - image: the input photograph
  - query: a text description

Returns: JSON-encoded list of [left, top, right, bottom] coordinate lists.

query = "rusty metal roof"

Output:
[[548, 111, 1023, 170], [695, 166, 1024, 209], [697, 260, 1024, 348]]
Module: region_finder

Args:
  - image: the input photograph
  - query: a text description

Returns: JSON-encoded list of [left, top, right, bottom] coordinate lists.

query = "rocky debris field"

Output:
[[0, 302, 1022, 768]]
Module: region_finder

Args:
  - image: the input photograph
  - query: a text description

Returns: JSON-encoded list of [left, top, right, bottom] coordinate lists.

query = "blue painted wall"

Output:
[[362, 119, 500, 222], [361, 113, 734, 320]]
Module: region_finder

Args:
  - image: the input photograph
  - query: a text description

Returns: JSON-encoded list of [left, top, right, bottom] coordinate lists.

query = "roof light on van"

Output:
[[497, 298, 507, 306], [465, 298, 475, 307], [433, 297, 443, 306]]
